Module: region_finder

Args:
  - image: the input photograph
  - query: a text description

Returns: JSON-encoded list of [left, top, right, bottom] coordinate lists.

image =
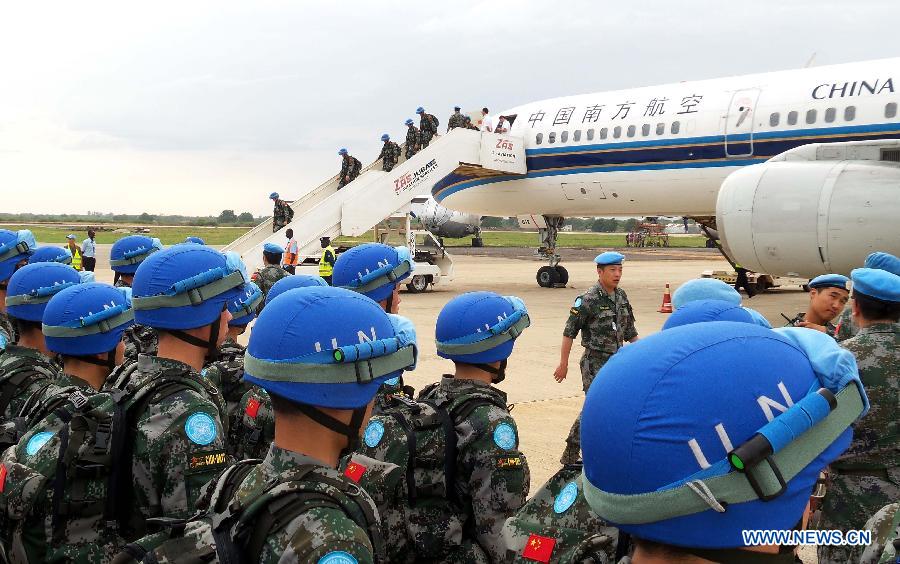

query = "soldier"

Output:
[[554, 252, 638, 465], [819, 267, 900, 564], [270, 191, 294, 232], [109, 244, 243, 540], [464, 115, 480, 130], [579, 322, 866, 564], [319, 236, 337, 284], [0, 229, 36, 349], [378, 133, 402, 172], [250, 242, 290, 314], [0, 263, 78, 422], [447, 105, 465, 131], [416, 106, 439, 149], [338, 147, 362, 189], [783, 273, 849, 336], [404, 118, 421, 159], [110, 234, 163, 359], [834, 251, 900, 342], [28, 245, 74, 266], [859, 502, 900, 563]]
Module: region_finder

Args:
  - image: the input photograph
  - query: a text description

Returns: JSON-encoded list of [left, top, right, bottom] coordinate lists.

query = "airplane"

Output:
[[409, 196, 483, 246], [431, 57, 900, 287]]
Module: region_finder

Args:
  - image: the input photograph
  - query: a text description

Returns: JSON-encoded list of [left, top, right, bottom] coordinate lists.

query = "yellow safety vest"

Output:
[[319, 246, 335, 277], [68, 246, 82, 270]]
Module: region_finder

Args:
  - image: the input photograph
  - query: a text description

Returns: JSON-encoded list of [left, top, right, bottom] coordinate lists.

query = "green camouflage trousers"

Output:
[[560, 351, 611, 465]]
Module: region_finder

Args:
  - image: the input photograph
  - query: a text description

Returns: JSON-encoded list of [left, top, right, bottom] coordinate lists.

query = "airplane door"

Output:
[[725, 89, 761, 157]]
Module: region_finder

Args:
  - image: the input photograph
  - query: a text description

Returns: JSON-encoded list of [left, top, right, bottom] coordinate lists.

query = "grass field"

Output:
[[3, 223, 707, 249]]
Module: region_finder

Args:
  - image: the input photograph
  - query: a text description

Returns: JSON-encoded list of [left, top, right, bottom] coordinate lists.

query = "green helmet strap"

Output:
[[436, 314, 530, 356], [132, 270, 244, 310], [244, 346, 415, 385]]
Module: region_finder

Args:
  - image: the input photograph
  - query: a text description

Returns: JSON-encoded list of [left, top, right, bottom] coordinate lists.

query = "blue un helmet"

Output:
[[265, 275, 329, 306], [5, 262, 82, 323], [131, 245, 247, 360], [338, 148, 348, 156], [333, 243, 414, 308], [415, 106, 425, 114], [435, 291, 530, 383], [227, 282, 263, 328], [244, 286, 417, 454], [381, 133, 390, 142], [662, 299, 754, 330], [672, 277, 742, 309], [184, 236, 206, 245], [580, 322, 868, 552], [42, 283, 134, 370], [0, 229, 37, 282], [29, 246, 73, 266], [110, 235, 163, 274], [269, 192, 279, 200], [404, 118, 414, 126]]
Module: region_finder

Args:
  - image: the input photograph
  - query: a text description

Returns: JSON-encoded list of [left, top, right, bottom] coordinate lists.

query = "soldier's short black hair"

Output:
[[263, 251, 282, 265], [482, 107, 489, 113], [631, 538, 699, 562], [285, 228, 293, 238], [13, 317, 41, 337], [855, 292, 900, 322]]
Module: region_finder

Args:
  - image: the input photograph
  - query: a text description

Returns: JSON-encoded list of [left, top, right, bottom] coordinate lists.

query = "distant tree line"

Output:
[[480, 217, 653, 233], [0, 210, 262, 227]]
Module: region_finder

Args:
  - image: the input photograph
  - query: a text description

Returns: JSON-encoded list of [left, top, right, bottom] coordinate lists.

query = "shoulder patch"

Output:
[[554, 481, 579, 514], [318, 551, 358, 564], [188, 449, 228, 472], [573, 297, 583, 308], [245, 397, 261, 418], [25, 431, 55, 456], [363, 420, 385, 448], [496, 454, 524, 469], [184, 412, 217, 446], [493, 422, 517, 450]]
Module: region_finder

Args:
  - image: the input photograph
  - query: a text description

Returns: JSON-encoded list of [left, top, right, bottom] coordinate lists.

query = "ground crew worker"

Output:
[[65, 234, 83, 270], [819, 267, 900, 564], [184, 236, 205, 245], [250, 242, 289, 314], [282, 228, 299, 274], [447, 105, 465, 131], [554, 251, 638, 465], [319, 236, 336, 284], [338, 147, 362, 189], [114, 244, 244, 540], [834, 251, 900, 341], [733, 264, 755, 297], [269, 192, 294, 232], [378, 133, 401, 172], [404, 118, 421, 159], [111, 235, 163, 359], [579, 322, 866, 564], [81, 229, 97, 272], [416, 106, 439, 148], [28, 246, 73, 266], [783, 273, 849, 336], [0, 229, 36, 349]]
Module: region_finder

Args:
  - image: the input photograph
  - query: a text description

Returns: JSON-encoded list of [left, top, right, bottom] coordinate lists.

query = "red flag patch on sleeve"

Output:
[[343, 461, 367, 483], [522, 533, 556, 563], [0, 464, 6, 493], [245, 398, 261, 418]]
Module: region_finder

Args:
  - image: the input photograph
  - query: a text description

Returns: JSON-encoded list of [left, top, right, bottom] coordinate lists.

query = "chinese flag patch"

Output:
[[245, 398, 261, 418], [343, 461, 367, 483], [522, 533, 556, 563], [0, 464, 6, 493]]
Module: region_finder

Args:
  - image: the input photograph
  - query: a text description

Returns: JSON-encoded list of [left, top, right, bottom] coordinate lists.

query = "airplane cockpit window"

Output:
[[548, 132, 557, 144], [561, 131, 569, 143], [599, 128, 608, 139], [587, 129, 595, 140], [656, 123, 665, 135], [806, 109, 817, 124], [844, 106, 856, 121], [573, 130, 582, 142], [787, 111, 798, 125], [613, 126, 622, 139], [626, 125, 636, 137], [536, 133, 543, 145], [886, 102, 898, 119], [671, 121, 680, 134], [824, 108, 836, 123], [642, 124, 651, 136], [770, 112, 780, 127]]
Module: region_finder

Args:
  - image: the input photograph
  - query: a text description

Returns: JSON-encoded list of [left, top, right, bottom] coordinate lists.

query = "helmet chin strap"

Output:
[[168, 317, 222, 363], [468, 359, 507, 384], [292, 402, 367, 460], [76, 349, 118, 373]]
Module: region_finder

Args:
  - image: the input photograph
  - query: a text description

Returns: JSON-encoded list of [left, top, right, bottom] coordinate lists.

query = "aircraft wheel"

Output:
[[555, 265, 569, 285], [537, 266, 559, 288], [406, 275, 429, 293], [472, 237, 484, 248]]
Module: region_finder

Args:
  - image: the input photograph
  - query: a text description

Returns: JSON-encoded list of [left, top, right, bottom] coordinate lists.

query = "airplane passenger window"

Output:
[[613, 126, 622, 139], [806, 109, 817, 124], [587, 129, 595, 140], [535, 133, 543, 145], [671, 121, 680, 134], [599, 128, 608, 139], [844, 106, 856, 121], [573, 130, 581, 141], [627, 125, 636, 137], [656, 123, 665, 135], [561, 131, 569, 143], [642, 124, 650, 136], [825, 108, 836, 123], [787, 111, 798, 125], [548, 132, 556, 144], [769, 112, 780, 127], [887, 102, 898, 119]]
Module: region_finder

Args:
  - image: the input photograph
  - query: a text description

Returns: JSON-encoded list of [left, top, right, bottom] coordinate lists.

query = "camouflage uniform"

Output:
[[819, 322, 899, 564], [560, 284, 637, 465], [273, 199, 293, 232], [405, 126, 421, 159], [339, 155, 363, 188], [0, 311, 14, 350], [252, 264, 290, 315], [419, 113, 439, 149], [833, 305, 859, 342], [447, 111, 466, 131], [784, 311, 838, 338], [378, 140, 402, 172], [18, 372, 94, 429], [859, 502, 900, 564], [0, 345, 60, 422], [115, 278, 159, 360], [233, 385, 275, 460], [204, 338, 253, 457], [109, 354, 230, 541]]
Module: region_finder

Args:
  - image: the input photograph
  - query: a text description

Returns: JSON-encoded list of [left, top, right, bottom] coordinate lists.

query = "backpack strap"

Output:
[[0, 360, 55, 415], [418, 399, 460, 507]]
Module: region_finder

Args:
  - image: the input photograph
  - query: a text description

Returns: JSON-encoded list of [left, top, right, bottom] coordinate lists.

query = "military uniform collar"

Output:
[[137, 353, 197, 377], [593, 283, 621, 300], [262, 444, 330, 479], [3, 344, 55, 365], [439, 375, 507, 400], [220, 338, 245, 353], [58, 372, 94, 390], [858, 321, 899, 335]]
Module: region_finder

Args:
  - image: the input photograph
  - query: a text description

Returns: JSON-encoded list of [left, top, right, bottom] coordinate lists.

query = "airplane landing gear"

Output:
[[535, 216, 568, 288]]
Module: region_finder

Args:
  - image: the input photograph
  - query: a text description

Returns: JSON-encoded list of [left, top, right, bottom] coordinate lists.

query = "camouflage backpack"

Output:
[[502, 463, 622, 563], [355, 385, 507, 560], [0, 353, 58, 448], [114, 458, 385, 563]]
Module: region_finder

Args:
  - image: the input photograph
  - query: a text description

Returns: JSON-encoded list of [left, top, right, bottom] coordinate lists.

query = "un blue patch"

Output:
[[363, 420, 385, 448], [554, 481, 579, 514], [384, 376, 400, 386], [25, 431, 55, 456], [573, 297, 583, 308], [493, 422, 516, 450], [184, 413, 217, 446], [318, 551, 358, 564], [0, 333, 7, 351]]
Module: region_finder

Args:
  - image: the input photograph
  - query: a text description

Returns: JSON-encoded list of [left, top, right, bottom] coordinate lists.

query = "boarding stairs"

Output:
[[224, 128, 526, 273]]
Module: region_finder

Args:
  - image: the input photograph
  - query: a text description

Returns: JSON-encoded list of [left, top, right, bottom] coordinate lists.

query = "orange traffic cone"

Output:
[[658, 284, 673, 313]]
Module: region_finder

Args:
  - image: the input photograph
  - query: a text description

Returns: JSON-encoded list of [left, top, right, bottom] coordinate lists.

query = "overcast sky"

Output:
[[1, 1, 897, 217]]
